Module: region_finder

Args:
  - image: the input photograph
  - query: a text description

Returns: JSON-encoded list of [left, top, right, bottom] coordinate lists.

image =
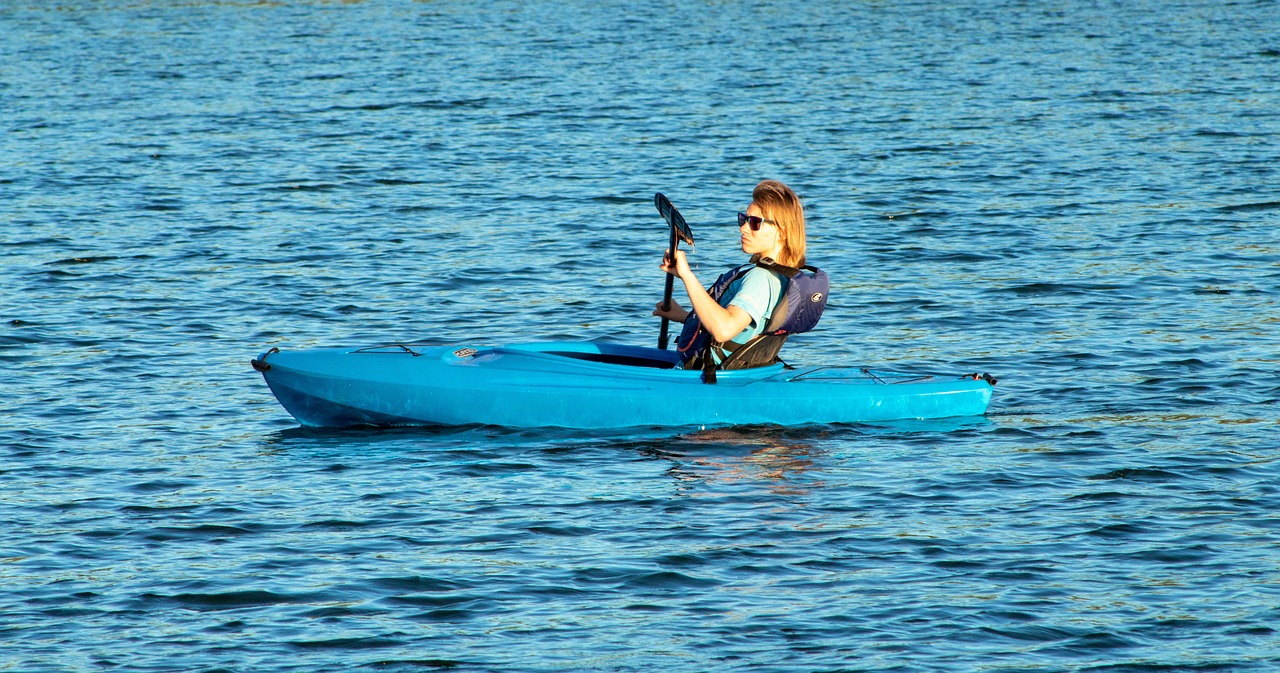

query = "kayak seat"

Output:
[[548, 351, 678, 369], [683, 333, 788, 376], [719, 333, 787, 370]]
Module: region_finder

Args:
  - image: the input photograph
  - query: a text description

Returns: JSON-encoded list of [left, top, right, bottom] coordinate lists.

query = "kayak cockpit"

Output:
[[544, 350, 678, 369], [497, 341, 682, 369]]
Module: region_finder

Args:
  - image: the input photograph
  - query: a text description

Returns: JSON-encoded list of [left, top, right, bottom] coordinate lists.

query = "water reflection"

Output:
[[658, 427, 828, 497], [640, 418, 995, 496]]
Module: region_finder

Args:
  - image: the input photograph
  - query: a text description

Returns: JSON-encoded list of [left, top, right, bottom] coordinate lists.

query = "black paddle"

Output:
[[654, 193, 695, 350]]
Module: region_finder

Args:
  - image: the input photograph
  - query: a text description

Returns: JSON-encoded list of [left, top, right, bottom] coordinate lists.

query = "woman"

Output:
[[653, 179, 808, 368]]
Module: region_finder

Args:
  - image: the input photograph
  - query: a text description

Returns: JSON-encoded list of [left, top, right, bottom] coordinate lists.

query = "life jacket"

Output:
[[676, 258, 829, 383]]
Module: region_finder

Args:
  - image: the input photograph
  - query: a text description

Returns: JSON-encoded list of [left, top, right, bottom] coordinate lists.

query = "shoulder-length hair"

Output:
[[753, 180, 806, 267]]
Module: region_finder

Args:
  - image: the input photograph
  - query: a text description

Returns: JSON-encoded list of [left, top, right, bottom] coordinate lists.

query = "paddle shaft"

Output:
[[657, 223, 680, 349]]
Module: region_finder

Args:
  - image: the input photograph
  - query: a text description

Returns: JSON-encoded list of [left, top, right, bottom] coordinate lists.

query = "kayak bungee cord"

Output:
[[351, 344, 423, 357]]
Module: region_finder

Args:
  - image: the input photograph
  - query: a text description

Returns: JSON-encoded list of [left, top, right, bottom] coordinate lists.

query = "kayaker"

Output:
[[653, 179, 810, 371]]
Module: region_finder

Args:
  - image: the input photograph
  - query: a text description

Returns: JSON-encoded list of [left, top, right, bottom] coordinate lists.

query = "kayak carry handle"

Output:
[[251, 347, 280, 372], [964, 372, 998, 385]]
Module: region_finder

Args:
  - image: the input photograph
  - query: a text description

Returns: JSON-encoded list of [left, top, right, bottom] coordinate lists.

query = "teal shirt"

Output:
[[722, 266, 785, 347]]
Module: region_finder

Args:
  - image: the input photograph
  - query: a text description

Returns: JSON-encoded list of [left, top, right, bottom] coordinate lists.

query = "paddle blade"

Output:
[[654, 192, 694, 245]]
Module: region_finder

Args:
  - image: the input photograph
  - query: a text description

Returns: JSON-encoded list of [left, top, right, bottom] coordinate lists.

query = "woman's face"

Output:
[[740, 202, 781, 258]]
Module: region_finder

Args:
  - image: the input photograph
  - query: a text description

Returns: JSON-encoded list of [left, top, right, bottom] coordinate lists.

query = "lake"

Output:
[[3, 0, 1279, 671]]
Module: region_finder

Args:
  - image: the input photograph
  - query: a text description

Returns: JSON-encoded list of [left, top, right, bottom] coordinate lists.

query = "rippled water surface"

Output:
[[4, 1, 1280, 671]]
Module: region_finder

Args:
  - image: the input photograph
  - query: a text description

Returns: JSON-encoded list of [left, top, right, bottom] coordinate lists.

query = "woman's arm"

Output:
[[661, 251, 752, 342]]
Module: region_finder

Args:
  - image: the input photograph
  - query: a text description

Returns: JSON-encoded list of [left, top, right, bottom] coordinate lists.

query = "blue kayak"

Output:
[[252, 341, 994, 429]]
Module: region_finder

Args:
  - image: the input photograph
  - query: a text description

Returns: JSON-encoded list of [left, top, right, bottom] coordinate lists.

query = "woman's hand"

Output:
[[659, 249, 692, 281], [653, 299, 689, 323]]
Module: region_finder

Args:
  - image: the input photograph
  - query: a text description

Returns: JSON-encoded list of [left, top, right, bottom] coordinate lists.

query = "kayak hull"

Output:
[[253, 342, 994, 429]]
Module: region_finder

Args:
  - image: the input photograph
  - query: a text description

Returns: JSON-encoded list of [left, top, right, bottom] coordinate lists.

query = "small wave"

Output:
[[1082, 522, 1147, 539], [1087, 467, 1183, 482], [892, 145, 954, 153], [9, 237, 69, 248], [0, 330, 44, 346], [127, 479, 196, 493], [365, 576, 470, 593], [143, 589, 322, 611], [1078, 89, 1134, 101], [315, 98, 491, 114], [45, 256, 120, 265], [878, 209, 949, 221], [1194, 129, 1249, 138], [265, 183, 341, 192], [301, 519, 379, 531], [1217, 201, 1280, 213], [527, 525, 597, 537], [289, 636, 405, 650], [381, 594, 484, 609], [1042, 631, 1140, 654], [623, 570, 721, 590], [142, 525, 258, 541], [929, 251, 1003, 263], [590, 194, 640, 204], [361, 659, 468, 670], [1119, 544, 1217, 564], [989, 282, 1126, 296], [980, 623, 1086, 643], [1067, 491, 1141, 503]]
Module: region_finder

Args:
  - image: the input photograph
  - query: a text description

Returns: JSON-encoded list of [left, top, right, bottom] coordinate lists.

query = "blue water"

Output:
[[4, 0, 1279, 670]]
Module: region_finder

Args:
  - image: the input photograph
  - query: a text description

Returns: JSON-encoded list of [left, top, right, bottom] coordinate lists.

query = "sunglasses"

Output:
[[737, 212, 778, 231]]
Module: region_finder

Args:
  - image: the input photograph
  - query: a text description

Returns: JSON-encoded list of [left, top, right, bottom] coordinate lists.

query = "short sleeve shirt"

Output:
[[722, 267, 785, 346]]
